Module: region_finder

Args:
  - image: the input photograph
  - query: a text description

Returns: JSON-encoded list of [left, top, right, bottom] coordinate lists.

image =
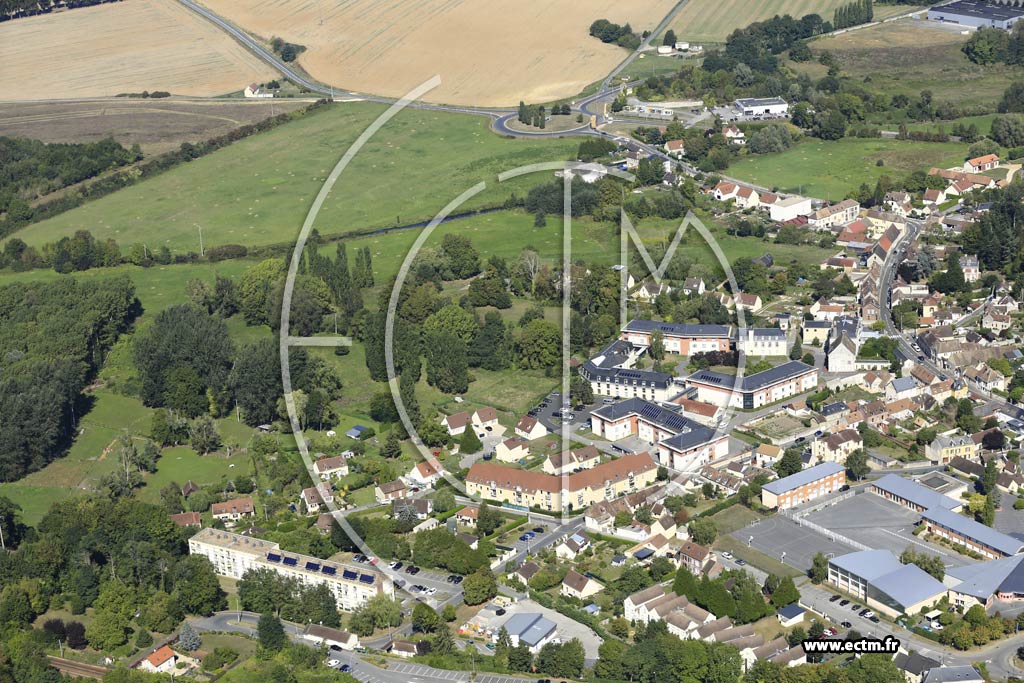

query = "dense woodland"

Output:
[[0, 0, 121, 21], [0, 277, 138, 480], [0, 137, 141, 218]]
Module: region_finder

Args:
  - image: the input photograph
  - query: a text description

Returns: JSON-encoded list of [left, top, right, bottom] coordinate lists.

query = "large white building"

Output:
[[189, 528, 393, 611], [735, 328, 788, 357], [686, 361, 818, 410], [734, 97, 789, 116]]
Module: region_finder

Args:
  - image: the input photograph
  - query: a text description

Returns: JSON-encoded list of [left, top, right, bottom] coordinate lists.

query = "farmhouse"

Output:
[[621, 320, 733, 355], [760, 462, 846, 510], [686, 361, 818, 410], [190, 528, 393, 610]]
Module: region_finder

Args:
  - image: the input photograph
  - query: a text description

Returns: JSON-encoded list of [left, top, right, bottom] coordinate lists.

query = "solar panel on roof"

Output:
[[322, 566, 337, 575], [267, 553, 282, 562], [306, 562, 320, 571], [359, 574, 375, 584], [283, 556, 298, 566], [342, 569, 358, 580]]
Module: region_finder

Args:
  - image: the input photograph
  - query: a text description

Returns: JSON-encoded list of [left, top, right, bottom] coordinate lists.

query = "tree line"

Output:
[[962, 25, 1024, 66], [0, 99, 331, 240], [0, 136, 140, 218], [589, 19, 641, 49], [0, 0, 121, 21], [833, 0, 873, 31], [0, 277, 137, 480]]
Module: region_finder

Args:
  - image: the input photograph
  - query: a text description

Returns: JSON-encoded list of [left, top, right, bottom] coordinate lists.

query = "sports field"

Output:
[[726, 137, 970, 200], [0, 0, 275, 99], [10, 103, 580, 252], [806, 19, 1024, 106], [198, 0, 675, 106], [668, 0, 907, 44]]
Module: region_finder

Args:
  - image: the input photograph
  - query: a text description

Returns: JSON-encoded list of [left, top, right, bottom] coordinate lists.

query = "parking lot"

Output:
[[529, 390, 599, 435], [386, 664, 467, 680], [805, 492, 973, 568]]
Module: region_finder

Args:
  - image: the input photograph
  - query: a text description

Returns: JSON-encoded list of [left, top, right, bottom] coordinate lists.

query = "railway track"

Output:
[[47, 656, 109, 680]]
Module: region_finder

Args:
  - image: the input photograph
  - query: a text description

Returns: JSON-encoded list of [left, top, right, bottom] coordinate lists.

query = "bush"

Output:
[[205, 244, 249, 262]]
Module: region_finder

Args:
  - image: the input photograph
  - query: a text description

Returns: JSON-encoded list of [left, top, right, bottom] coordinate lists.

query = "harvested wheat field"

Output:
[[197, 0, 676, 106], [0, 0, 275, 100], [0, 99, 309, 154]]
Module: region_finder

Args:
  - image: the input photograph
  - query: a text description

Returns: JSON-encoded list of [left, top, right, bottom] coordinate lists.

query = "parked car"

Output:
[[327, 659, 341, 668], [869, 616, 880, 624], [841, 621, 852, 629], [532, 527, 545, 533], [829, 595, 841, 603], [721, 551, 733, 560], [839, 599, 849, 607], [340, 665, 352, 673], [519, 534, 530, 541], [735, 559, 746, 566]]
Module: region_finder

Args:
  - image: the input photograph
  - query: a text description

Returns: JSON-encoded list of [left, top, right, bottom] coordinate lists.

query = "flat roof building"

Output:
[[929, 0, 1024, 29], [189, 528, 392, 611], [501, 613, 557, 653], [735, 97, 789, 116], [761, 462, 846, 510]]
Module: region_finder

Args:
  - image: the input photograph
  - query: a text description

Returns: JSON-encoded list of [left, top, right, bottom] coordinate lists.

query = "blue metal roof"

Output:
[[871, 474, 961, 511], [870, 564, 948, 610], [922, 506, 1024, 557], [829, 550, 903, 582], [762, 462, 844, 495]]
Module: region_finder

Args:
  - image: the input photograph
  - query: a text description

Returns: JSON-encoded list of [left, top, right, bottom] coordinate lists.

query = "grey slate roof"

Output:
[[870, 564, 949, 610], [922, 666, 984, 683], [922, 506, 1024, 557], [591, 398, 700, 435], [688, 360, 815, 393], [762, 462, 844, 496], [890, 376, 919, 393], [623, 319, 731, 338], [871, 474, 961, 511], [829, 549, 903, 582]]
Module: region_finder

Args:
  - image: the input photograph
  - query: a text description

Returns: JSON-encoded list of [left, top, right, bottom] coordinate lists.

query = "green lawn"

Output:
[[136, 445, 255, 505], [906, 114, 999, 137], [11, 103, 580, 252], [727, 138, 970, 200], [669, 0, 907, 44], [806, 20, 1024, 107]]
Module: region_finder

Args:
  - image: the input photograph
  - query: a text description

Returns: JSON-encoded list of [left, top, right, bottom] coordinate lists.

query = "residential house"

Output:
[[495, 437, 529, 463], [960, 254, 980, 283], [925, 434, 979, 466], [983, 310, 1012, 332], [722, 124, 746, 145], [211, 496, 255, 523], [683, 277, 706, 296], [313, 455, 349, 481], [300, 483, 334, 514], [556, 532, 591, 560], [886, 376, 923, 402], [676, 541, 711, 574], [809, 199, 860, 230], [633, 280, 673, 302], [923, 187, 948, 208], [392, 498, 432, 521], [509, 560, 541, 585], [455, 505, 478, 526], [562, 570, 603, 599], [374, 479, 408, 504], [893, 652, 941, 683], [713, 181, 740, 202], [170, 512, 202, 528], [406, 460, 443, 488], [884, 191, 913, 217], [543, 445, 601, 476], [665, 139, 686, 157], [810, 429, 863, 464], [139, 646, 178, 674], [302, 625, 360, 651], [964, 363, 1007, 393], [391, 640, 428, 659], [735, 293, 763, 313], [734, 185, 760, 209], [472, 407, 499, 430], [441, 412, 471, 436], [964, 154, 999, 173], [514, 415, 548, 440]]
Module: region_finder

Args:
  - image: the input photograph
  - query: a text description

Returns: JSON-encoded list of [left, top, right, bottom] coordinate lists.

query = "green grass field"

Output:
[[669, 0, 907, 44], [806, 20, 1024, 107], [11, 103, 580, 253], [727, 137, 970, 199], [906, 114, 999, 137]]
